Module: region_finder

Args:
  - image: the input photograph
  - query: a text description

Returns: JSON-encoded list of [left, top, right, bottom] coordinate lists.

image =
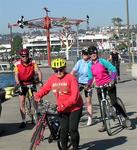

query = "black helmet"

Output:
[[88, 46, 98, 55], [82, 49, 89, 55]]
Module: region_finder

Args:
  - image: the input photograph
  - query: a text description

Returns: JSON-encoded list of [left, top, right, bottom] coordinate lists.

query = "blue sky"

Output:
[[0, 0, 137, 34]]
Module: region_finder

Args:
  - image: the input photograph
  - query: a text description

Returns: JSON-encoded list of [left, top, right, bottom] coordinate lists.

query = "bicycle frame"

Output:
[[30, 101, 72, 150], [19, 84, 37, 123], [99, 86, 111, 135], [30, 101, 60, 150], [98, 84, 125, 136]]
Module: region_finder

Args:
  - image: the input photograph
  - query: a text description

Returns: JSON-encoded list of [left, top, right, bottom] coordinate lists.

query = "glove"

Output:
[[108, 80, 115, 89], [14, 83, 22, 94], [57, 104, 65, 112]]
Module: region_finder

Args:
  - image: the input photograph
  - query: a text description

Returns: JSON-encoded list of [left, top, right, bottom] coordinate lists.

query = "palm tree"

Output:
[[112, 17, 123, 27], [112, 17, 123, 38]]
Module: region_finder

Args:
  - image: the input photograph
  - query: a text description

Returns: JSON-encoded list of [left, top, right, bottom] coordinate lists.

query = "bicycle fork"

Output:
[[100, 88, 110, 122]]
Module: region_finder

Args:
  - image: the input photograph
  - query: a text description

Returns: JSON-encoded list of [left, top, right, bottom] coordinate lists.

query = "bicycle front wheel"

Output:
[[30, 122, 45, 150], [26, 95, 37, 124], [116, 97, 127, 127], [102, 101, 112, 136], [57, 129, 72, 150], [116, 97, 126, 113], [25, 96, 31, 117]]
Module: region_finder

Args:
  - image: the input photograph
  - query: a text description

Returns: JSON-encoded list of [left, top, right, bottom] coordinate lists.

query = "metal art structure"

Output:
[[8, 8, 86, 66]]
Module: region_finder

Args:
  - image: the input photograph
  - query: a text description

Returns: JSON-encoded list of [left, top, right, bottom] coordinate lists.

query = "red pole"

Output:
[[44, 16, 51, 66], [46, 28, 51, 66]]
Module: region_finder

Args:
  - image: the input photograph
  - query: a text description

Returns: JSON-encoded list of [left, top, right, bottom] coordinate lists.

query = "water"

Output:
[[0, 73, 15, 88]]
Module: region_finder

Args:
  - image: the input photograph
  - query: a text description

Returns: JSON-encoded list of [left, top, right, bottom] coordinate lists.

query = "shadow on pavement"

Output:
[[130, 117, 137, 129], [1, 98, 11, 104], [118, 78, 136, 84], [127, 111, 137, 117], [80, 136, 127, 150], [0, 122, 34, 137], [126, 111, 137, 129]]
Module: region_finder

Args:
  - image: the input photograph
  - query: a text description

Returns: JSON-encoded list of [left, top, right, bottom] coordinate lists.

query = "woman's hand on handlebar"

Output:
[[108, 80, 115, 88], [34, 93, 41, 102], [57, 104, 65, 112]]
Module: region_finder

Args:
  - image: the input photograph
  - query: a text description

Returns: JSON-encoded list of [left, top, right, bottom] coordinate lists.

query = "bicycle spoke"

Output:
[[102, 102, 112, 136]]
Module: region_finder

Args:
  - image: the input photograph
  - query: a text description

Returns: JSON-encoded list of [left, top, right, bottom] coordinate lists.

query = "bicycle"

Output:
[[18, 84, 38, 124], [97, 84, 127, 136], [29, 100, 72, 150]]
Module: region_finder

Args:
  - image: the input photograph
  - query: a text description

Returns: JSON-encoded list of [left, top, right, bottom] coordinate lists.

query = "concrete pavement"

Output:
[[0, 62, 137, 150]]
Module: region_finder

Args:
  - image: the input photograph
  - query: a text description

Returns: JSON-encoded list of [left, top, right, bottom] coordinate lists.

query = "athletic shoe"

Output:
[[98, 126, 106, 132], [124, 118, 133, 130], [87, 116, 92, 126]]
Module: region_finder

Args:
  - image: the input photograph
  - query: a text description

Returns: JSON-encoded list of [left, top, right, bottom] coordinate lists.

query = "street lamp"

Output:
[[76, 23, 80, 59], [126, 0, 131, 66], [8, 23, 13, 60]]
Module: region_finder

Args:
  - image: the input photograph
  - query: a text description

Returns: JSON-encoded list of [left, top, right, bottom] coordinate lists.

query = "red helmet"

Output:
[[19, 49, 29, 56]]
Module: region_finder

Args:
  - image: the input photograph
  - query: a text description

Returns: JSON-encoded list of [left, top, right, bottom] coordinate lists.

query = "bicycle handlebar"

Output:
[[38, 100, 57, 115], [96, 83, 109, 89]]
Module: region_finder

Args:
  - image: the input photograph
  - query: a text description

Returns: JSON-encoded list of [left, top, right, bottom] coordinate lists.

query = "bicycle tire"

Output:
[[116, 97, 126, 113], [102, 101, 112, 136], [31, 98, 37, 124], [116, 97, 127, 127], [57, 129, 72, 150], [30, 122, 45, 150], [26, 95, 37, 124], [25, 95, 31, 116]]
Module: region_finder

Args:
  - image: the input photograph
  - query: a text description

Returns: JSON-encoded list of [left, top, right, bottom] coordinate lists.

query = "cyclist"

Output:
[[109, 48, 121, 81], [14, 48, 42, 128], [87, 46, 132, 132], [35, 58, 83, 150], [71, 48, 92, 126]]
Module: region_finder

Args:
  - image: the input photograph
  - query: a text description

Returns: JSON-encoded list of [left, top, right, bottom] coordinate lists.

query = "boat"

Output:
[[0, 63, 13, 73]]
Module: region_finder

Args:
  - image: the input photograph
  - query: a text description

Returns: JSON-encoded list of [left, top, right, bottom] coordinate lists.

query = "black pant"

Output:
[[59, 108, 82, 150], [112, 62, 120, 77], [97, 85, 127, 125]]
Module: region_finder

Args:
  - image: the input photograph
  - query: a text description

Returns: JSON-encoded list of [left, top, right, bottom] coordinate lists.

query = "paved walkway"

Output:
[[0, 62, 137, 150]]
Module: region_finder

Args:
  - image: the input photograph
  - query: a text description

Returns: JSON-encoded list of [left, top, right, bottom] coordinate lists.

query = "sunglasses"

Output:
[[54, 68, 64, 73], [90, 52, 97, 55], [21, 55, 28, 58]]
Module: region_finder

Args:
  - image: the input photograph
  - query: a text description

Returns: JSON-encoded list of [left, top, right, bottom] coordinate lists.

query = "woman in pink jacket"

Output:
[[35, 58, 83, 150]]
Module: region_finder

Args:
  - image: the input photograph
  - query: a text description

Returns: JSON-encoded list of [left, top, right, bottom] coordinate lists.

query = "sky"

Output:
[[0, 0, 137, 34]]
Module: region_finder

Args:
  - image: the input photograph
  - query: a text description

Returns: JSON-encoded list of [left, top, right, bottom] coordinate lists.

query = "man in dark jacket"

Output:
[[109, 48, 121, 81]]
